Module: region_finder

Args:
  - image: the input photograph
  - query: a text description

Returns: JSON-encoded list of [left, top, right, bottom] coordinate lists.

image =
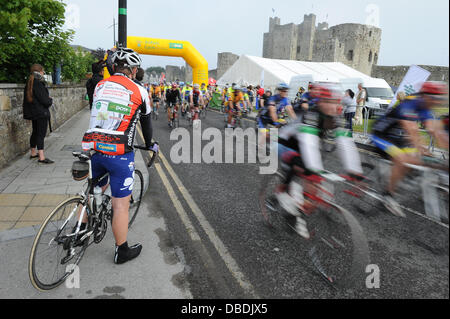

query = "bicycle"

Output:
[[152, 104, 159, 121], [200, 103, 207, 119], [168, 102, 180, 129], [259, 165, 370, 289], [227, 109, 246, 130], [355, 144, 449, 225], [28, 144, 159, 291]]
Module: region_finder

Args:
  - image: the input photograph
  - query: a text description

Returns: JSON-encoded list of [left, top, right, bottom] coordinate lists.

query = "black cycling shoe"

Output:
[[114, 242, 142, 265]]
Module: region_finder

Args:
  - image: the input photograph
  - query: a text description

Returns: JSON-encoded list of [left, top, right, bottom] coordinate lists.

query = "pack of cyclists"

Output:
[[86, 47, 448, 260]]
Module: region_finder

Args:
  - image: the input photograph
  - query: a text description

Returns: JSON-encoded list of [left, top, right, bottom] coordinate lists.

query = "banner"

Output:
[[209, 92, 223, 109], [389, 65, 431, 108]]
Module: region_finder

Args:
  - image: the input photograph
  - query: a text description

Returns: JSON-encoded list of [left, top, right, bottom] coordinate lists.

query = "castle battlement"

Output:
[[263, 14, 382, 75]]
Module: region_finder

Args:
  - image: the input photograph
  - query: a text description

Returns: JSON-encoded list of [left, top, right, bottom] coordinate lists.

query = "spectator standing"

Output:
[[134, 67, 145, 86], [354, 83, 366, 126], [23, 64, 54, 164], [342, 89, 357, 131], [86, 61, 105, 110], [260, 90, 272, 109], [247, 85, 254, 109], [256, 85, 265, 110]]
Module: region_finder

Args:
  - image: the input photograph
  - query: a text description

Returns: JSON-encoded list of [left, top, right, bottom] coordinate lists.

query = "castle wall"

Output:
[[372, 65, 449, 87], [264, 15, 382, 75]]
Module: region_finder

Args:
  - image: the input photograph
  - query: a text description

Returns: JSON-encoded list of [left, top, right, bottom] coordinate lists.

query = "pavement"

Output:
[[0, 106, 192, 299]]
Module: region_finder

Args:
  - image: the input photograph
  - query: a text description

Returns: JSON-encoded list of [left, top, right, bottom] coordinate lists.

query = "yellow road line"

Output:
[[157, 150, 258, 298], [136, 126, 259, 298]]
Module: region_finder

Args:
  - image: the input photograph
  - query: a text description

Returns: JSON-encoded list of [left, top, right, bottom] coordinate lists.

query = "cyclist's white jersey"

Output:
[[82, 73, 151, 156]]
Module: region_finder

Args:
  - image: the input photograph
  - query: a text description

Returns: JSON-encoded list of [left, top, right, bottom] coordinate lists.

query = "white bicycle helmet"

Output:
[[111, 48, 142, 69]]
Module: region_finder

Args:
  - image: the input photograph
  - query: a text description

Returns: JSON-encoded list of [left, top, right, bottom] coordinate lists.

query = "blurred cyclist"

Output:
[[371, 81, 449, 217], [274, 84, 363, 238]]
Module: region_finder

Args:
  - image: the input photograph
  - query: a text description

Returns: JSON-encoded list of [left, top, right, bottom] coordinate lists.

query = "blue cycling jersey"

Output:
[[373, 97, 433, 138], [268, 95, 290, 113]]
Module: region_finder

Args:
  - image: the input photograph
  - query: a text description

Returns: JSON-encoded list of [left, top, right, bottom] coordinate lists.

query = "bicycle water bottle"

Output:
[[93, 186, 103, 211]]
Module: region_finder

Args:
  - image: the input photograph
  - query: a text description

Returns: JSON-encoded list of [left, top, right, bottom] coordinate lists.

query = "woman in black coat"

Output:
[[23, 64, 54, 164]]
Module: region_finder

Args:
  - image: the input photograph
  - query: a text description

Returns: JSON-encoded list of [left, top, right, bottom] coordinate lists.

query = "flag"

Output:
[[388, 65, 431, 108], [260, 70, 265, 88]]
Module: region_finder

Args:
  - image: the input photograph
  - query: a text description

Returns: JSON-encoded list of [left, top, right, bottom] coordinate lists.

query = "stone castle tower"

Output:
[[263, 14, 382, 75]]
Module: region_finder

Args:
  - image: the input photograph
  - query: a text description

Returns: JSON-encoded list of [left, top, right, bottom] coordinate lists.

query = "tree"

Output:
[[145, 67, 165, 75], [0, 0, 75, 83], [92, 48, 106, 61], [61, 47, 96, 83]]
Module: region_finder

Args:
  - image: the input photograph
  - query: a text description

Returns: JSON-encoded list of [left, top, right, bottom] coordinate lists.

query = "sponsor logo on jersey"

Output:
[[97, 112, 109, 121], [108, 102, 131, 115], [84, 133, 121, 143], [82, 142, 94, 150], [97, 143, 117, 152]]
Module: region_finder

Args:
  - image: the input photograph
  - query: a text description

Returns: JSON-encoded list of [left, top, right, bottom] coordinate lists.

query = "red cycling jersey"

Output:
[[82, 74, 151, 156]]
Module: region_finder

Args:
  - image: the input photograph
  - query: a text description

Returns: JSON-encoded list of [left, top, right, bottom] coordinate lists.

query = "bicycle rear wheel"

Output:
[[129, 169, 144, 227], [29, 196, 91, 291], [305, 200, 370, 290]]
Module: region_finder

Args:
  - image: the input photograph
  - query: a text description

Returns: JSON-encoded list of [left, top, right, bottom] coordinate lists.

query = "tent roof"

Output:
[[217, 55, 373, 88]]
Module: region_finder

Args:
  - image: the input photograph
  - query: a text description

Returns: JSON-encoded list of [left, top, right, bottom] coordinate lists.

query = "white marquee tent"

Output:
[[217, 55, 375, 90]]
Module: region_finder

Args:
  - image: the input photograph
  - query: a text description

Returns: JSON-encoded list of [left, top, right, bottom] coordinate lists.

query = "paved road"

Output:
[[1, 106, 447, 299], [144, 107, 449, 299]]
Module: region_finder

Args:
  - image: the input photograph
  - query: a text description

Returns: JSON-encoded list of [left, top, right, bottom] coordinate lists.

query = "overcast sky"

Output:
[[62, 0, 449, 70]]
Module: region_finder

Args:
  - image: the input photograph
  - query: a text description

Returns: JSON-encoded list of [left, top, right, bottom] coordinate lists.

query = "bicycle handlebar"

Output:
[[134, 142, 159, 168]]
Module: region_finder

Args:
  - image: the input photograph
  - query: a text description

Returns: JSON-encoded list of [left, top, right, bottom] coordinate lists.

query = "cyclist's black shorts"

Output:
[[153, 98, 160, 103], [167, 101, 178, 108]]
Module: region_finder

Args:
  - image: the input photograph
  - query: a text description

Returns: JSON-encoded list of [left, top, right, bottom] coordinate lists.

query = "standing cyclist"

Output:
[[82, 47, 156, 264]]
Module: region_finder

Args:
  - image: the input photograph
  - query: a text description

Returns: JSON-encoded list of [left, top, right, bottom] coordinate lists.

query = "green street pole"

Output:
[[118, 0, 127, 47]]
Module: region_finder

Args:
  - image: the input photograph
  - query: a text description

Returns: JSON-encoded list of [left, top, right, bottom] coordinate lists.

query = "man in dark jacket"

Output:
[[86, 61, 105, 110]]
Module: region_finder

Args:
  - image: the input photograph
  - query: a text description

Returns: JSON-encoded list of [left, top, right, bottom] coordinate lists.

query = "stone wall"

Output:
[[0, 83, 88, 169], [217, 52, 239, 79], [372, 65, 449, 88], [165, 65, 186, 82]]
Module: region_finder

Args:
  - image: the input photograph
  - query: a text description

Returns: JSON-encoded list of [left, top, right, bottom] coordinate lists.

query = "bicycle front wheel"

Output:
[[129, 169, 144, 227], [201, 106, 207, 119], [305, 200, 370, 290], [29, 196, 91, 291]]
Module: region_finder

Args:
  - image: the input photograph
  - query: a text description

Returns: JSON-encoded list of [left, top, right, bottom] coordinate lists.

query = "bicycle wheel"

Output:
[[129, 169, 144, 227], [259, 171, 293, 231], [201, 106, 207, 119], [305, 199, 370, 290], [29, 196, 91, 291]]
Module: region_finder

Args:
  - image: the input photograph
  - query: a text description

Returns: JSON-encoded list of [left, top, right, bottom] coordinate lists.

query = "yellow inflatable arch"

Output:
[[126, 36, 208, 85]]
